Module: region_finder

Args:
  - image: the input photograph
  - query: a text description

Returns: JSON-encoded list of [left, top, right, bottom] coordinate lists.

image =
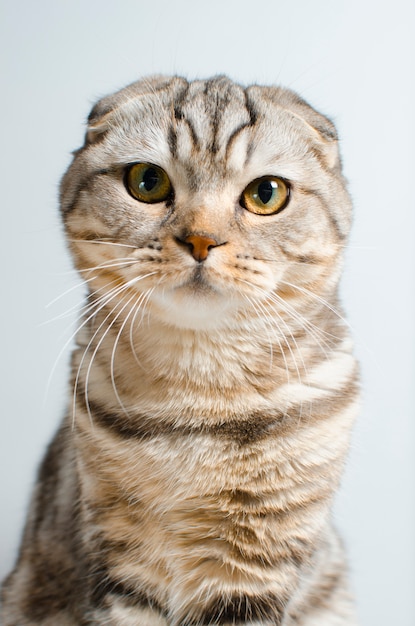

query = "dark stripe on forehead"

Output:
[[244, 87, 259, 126], [211, 98, 222, 155], [222, 89, 260, 165], [167, 124, 178, 158], [168, 117, 202, 159], [172, 80, 190, 113], [202, 77, 239, 155], [169, 81, 203, 157], [224, 122, 251, 164]]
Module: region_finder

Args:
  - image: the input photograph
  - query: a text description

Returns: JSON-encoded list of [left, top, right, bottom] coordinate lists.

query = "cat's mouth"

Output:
[[190, 266, 214, 290], [149, 265, 237, 330], [175, 265, 218, 294]]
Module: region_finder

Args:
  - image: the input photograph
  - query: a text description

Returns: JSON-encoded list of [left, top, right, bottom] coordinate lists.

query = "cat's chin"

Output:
[[149, 287, 238, 331]]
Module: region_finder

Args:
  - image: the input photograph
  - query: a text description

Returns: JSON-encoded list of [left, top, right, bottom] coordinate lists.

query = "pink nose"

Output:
[[182, 234, 220, 262]]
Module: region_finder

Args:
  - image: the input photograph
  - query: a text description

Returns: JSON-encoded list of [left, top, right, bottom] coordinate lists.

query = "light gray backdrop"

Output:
[[1, 1, 414, 625]]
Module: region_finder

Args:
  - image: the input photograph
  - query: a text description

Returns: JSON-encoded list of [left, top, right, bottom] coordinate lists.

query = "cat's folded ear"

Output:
[[285, 93, 338, 143], [85, 98, 116, 145], [83, 104, 109, 145], [260, 87, 341, 170], [84, 75, 184, 146]]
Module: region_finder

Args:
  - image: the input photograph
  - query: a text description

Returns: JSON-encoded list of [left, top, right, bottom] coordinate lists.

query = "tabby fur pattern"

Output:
[[2, 75, 359, 625]]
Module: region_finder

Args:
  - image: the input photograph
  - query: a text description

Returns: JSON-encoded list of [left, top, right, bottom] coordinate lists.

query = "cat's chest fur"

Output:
[[73, 303, 355, 611]]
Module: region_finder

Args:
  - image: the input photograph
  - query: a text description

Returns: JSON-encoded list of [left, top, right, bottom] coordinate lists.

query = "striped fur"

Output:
[[1, 76, 359, 625]]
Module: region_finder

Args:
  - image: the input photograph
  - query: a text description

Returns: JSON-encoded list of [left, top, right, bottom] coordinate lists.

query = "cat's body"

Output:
[[2, 76, 359, 625]]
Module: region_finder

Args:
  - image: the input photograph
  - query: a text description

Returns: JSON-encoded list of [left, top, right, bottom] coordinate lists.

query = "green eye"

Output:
[[126, 163, 172, 204], [241, 176, 290, 215]]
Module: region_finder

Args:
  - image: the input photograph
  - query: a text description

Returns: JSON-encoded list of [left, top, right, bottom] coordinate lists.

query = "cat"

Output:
[[1, 75, 360, 625]]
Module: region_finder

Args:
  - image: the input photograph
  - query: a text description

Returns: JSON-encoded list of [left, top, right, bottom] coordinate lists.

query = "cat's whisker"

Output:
[[280, 280, 353, 332], [265, 297, 305, 382], [48, 256, 142, 278], [41, 299, 86, 327], [78, 258, 143, 277], [240, 293, 275, 375], [235, 279, 332, 424], [42, 276, 121, 328], [245, 292, 301, 392], [44, 277, 93, 310], [82, 287, 137, 427], [272, 293, 350, 359], [44, 272, 154, 416], [42, 278, 129, 329], [45, 252, 145, 319], [267, 291, 334, 360], [45, 276, 129, 327], [129, 287, 156, 368], [336, 243, 378, 250], [109, 291, 145, 417], [74, 277, 134, 322], [107, 281, 160, 413], [72, 272, 159, 426], [45, 279, 136, 408], [235, 277, 305, 385], [108, 282, 158, 411], [257, 296, 315, 427], [68, 238, 139, 250], [251, 280, 340, 349], [46, 257, 144, 286]]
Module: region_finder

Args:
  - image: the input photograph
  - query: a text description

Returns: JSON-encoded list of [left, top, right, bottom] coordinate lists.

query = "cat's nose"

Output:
[[176, 233, 222, 262]]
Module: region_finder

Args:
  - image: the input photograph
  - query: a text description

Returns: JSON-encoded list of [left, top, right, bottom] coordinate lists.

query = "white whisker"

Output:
[[267, 291, 333, 360], [240, 292, 275, 374], [108, 283, 161, 413], [46, 279, 138, 411], [280, 280, 352, 332], [236, 278, 305, 387], [109, 291, 144, 417], [68, 238, 138, 250], [42, 276, 125, 326], [72, 271, 159, 426], [44, 271, 158, 414], [78, 258, 141, 276], [81, 288, 137, 426], [44, 277, 93, 309], [42, 256, 149, 326], [129, 287, 156, 368], [47, 256, 141, 278]]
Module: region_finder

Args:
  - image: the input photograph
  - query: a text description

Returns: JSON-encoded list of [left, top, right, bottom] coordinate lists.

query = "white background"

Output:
[[1, 1, 414, 624]]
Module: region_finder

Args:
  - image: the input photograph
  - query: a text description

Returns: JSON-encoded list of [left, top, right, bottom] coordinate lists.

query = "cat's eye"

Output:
[[126, 163, 173, 204], [241, 176, 290, 215]]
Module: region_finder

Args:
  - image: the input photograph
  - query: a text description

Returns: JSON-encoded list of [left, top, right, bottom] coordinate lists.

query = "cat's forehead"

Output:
[[86, 76, 338, 186]]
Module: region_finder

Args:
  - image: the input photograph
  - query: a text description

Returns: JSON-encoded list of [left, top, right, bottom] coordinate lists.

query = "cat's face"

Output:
[[61, 76, 352, 331]]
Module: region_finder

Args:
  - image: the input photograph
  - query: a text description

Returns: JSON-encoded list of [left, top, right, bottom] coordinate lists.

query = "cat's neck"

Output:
[[73, 296, 350, 424]]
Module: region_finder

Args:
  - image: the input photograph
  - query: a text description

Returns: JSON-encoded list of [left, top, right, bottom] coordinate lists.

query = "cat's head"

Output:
[[60, 75, 352, 331]]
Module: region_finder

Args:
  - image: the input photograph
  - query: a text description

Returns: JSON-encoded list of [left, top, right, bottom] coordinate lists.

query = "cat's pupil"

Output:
[[257, 180, 274, 204], [140, 168, 159, 192]]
